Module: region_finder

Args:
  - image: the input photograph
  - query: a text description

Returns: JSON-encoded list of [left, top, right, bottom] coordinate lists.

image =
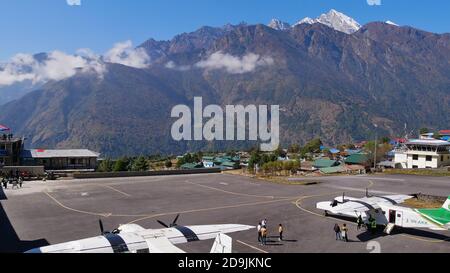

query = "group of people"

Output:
[[257, 219, 284, 246], [1, 170, 24, 190], [334, 215, 379, 242], [333, 223, 349, 242]]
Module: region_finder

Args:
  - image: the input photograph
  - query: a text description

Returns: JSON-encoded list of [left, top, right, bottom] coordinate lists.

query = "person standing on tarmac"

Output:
[[341, 224, 349, 242], [357, 215, 363, 231], [260, 226, 268, 246], [334, 223, 341, 240], [257, 222, 262, 243], [371, 218, 377, 234], [278, 224, 284, 242]]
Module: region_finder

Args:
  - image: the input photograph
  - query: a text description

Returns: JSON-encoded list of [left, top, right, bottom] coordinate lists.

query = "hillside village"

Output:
[[1, 124, 450, 179], [95, 129, 450, 178]]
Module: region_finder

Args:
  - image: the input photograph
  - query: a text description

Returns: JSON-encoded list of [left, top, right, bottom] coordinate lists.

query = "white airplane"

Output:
[[25, 215, 253, 253], [316, 192, 450, 233]]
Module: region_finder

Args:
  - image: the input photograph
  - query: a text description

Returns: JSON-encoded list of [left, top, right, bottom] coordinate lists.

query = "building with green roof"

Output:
[[345, 153, 370, 166], [313, 158, 338, 169]]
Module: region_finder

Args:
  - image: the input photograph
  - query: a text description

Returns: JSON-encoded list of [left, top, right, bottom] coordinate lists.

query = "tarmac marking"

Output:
[[185, 181, 290, 199], [126, 197, 298, 225], [43, 189, 299, 221], [44, 191, 113, 218], [97, 184, 131, 197], [236, 240, 269, 253]]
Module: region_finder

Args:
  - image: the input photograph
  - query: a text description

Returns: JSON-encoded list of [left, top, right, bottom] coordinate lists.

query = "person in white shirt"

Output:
[[257, 223, 262, 243]]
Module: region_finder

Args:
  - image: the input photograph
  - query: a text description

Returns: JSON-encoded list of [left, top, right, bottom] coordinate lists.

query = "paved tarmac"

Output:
[[1, 173, 449, 253]]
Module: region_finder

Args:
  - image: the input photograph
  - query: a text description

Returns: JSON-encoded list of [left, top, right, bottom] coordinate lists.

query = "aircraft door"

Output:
[[395, 211, 403, 226], [389, 210, 396, 224]]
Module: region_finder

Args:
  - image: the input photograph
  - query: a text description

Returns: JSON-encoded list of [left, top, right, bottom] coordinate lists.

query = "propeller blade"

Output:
[[172, 214, 180, 226], [157, 220, 169, 228], [99, 219, 105, 235]]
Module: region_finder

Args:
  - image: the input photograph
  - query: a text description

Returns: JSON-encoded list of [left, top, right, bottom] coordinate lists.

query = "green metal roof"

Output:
[[345, 153, 370, 164], [180, 163, 203, 169], [320, 165, 346, 174], [221, 161, 237, 168], [313, 158, 338, 168]]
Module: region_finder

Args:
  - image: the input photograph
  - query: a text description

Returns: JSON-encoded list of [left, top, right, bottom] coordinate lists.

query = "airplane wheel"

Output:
[[324, 211, 329, 217]]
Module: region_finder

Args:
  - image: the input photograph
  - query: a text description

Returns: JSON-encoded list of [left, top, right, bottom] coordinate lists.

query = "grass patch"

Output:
[[403, 198, 444, 209], [223, 170, 320, 185], [254, 176, 320, 186], [383, 169, 450, 177]]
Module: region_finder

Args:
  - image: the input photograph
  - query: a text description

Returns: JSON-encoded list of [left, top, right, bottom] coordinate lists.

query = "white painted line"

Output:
[[237, 240, 269, 253]]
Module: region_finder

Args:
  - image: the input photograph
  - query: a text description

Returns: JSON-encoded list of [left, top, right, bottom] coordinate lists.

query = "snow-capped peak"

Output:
[[385, 20, 399, 26], [268, 18, 291, 31], [297, 17, 315, 25], [294, 9, 361, 34]]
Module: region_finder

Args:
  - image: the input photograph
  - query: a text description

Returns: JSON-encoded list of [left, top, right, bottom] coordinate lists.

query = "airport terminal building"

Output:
[[20, 149, 100, 171], [394, 139, 450, 169], [0, 125, 100, 173]]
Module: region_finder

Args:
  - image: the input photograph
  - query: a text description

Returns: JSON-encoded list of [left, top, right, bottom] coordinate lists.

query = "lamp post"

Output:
[[373, 124, 378, 171]]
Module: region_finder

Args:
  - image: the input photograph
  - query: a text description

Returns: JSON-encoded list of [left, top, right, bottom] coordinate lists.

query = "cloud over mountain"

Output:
[[104, 40, 150, 69], [0, 51, 104, 86], [195, 51, 274, 74], [0, 40, 150, 87]]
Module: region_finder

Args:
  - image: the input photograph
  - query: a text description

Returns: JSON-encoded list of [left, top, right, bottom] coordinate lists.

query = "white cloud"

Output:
[[0, 40, 151, 87], [195, 51, 274, 74], [0, 51, 105, 86], [104, 40, 150, 69], [165, 61, 191, 71], [367, 0, 381, 6], [67, 0, 81, 6]]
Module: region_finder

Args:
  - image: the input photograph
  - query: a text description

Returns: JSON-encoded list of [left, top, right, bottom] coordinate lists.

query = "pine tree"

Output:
[[132, 156, 149, 171]]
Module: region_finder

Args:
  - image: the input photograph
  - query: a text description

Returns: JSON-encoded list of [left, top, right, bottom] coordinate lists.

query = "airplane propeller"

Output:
[[99, 219, 105, 235], [157, 214, 181, 228], [98, 219, 118, 235]]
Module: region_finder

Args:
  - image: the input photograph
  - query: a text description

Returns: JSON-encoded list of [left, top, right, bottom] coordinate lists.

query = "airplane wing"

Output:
[[144, 236, 186, 253], [367, 195, 414, 205], [210, 233, 232, 253], [320, 200, 379, 214], [317, 195, 414, 215]]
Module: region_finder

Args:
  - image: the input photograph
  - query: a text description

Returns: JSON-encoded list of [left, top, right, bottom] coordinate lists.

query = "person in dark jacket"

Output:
[[334, 223, 341, 240]]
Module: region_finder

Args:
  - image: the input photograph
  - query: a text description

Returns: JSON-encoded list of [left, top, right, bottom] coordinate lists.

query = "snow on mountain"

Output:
[[385, 20, 399, 26], [294, 9, 361, 34], [296, 17, 315, 25], [268, 19, 291, 31]]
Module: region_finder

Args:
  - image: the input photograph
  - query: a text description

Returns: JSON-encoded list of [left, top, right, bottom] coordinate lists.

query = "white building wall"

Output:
[[394, 152, 408, 169], [406, 153, 450, 169]]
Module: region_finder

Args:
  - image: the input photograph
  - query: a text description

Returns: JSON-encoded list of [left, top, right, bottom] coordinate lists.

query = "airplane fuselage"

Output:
[[26, 224, 254, 253], [317, 197, 446, 231]]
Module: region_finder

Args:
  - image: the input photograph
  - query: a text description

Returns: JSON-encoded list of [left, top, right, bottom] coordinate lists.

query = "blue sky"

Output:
[[0, 0, 449, 60]]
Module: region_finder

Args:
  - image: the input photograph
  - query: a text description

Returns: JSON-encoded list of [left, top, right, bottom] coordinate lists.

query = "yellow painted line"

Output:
[[44, 189, 299, 220], [44, 191, 112, 218], [126, 197, 298, 225], [236, 240, 269, 253], [185, 181, 289, 199]]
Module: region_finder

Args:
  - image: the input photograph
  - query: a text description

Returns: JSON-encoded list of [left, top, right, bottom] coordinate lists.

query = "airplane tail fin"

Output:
[[442, 196, 450, 211], [210, 233, 232, 253]]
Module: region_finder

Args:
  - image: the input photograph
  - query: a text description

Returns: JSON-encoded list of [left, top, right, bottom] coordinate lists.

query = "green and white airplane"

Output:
[[317, 194, 450, 233]]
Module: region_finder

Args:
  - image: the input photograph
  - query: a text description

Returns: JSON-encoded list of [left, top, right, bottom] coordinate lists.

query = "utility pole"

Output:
[[373, 124, 378, 171]]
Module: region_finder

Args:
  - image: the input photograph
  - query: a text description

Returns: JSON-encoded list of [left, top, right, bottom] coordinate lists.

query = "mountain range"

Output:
[[0, 10, 449, 157]]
